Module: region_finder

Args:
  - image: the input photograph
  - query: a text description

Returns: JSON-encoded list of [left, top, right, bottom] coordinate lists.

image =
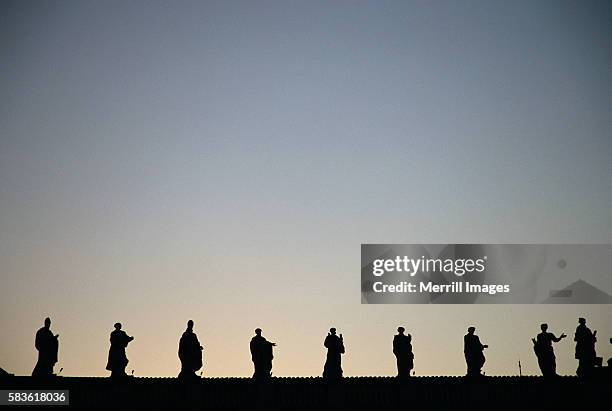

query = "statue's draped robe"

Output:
[[32, 327, 58, 376], [533, 331, 562, 376], [464, 334, 485, 376], [179, 330, 203, 377], [574, 324, 596, 376], [106, 330, 133, 375], [250, 335, 274, 379], [393, 334, 414, 378], [323, 334, 344, 379]]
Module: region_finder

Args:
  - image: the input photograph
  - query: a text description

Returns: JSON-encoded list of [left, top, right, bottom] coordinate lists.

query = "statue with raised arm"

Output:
[[32, 317, 58, 377], [532, 323, 566, 376]]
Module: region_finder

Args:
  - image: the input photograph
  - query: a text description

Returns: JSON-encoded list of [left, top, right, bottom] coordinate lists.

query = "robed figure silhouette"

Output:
[[250, 328, 276, 380], [608, 337, 612, 368], [464, 327, 487, 377], [106, 323, 134, 377], [532, 323, 566, 377], [323, 328, 345, 379], [393, 327, 414, 378], [32, 317, 58, 377], [178, 320, 203, 380], [574, 317, 597, 377]]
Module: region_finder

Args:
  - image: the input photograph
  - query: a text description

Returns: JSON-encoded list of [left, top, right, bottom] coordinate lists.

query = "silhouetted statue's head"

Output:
[[330, 328, 336, 335], [467, 327, 475, 334], [578, 317, 586, 325], [255, 328, 262, 336], [187, 320, 194, 330], [397, 327, 405, 334], [44, 317, 51, 328], [541, 323, 548, 332], [114, 323, 122, 330]]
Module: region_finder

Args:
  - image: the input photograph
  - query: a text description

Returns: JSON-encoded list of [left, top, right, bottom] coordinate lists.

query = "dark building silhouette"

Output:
[[323, 328, 344, 379], [178, 320, 203, 380], [392, 327, 414, 378], [32, 317, 58, 377], [574, 317, 597, 377], [532, 323, 566, 376], [464, 327, 487, 377], [106, 323, 134, 378], [1, 375, 609, 410], [250, 328, 275, 380]]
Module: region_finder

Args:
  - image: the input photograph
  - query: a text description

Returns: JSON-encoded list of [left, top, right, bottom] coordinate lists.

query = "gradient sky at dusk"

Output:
[[1, 0, 611, 377]]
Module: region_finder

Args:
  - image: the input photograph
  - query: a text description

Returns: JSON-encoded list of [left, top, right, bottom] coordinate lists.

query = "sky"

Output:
[[0, 0, 611, 377]]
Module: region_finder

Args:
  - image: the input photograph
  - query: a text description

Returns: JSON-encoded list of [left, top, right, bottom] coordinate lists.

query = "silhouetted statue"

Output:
[[464, 326, 487, 377], [32, 317, 58, 377], [532, 323, 566, 377], [393, 327, 414, 378], [323, 328, 345, 379], [574, 317, 597, 377], [608, 338, 612, 368], [106, 323, 134, 378], [250, 328, 276, 380], [178, 320, 203, 380]]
